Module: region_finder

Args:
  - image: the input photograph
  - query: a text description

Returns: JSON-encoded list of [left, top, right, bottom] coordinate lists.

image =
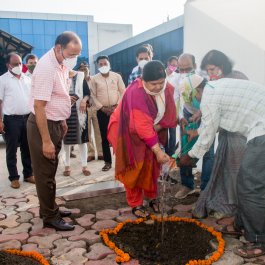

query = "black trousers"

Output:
[[97, 110, 112, 164], [3, 114, 32, 181]]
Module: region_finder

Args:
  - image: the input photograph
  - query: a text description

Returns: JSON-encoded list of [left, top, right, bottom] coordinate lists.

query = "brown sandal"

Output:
[[82, 169, 91, 176], [234, 243, 265, 258]]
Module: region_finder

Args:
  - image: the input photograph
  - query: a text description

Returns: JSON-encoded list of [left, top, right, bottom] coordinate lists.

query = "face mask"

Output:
[[168, 65, 178, 72], [98, 65, 110, 74], [63, 57, 78, 69], [11, 65, 22, 75], [138, 59, 148, 69], [27, 64, 36, 72]]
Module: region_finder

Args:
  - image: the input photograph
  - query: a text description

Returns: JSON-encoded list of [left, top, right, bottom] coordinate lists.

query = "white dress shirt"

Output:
[[166, 71, 180, 102], [0, 71, 31, 115], [189, 78, 265, 158], [25, 70, 33, 79]]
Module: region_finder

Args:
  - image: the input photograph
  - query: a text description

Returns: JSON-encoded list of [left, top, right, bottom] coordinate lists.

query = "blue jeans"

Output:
[[180, 109, 215, 190]]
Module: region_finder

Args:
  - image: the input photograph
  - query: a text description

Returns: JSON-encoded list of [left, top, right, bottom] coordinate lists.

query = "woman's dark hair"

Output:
[[96, 55, 109, 64], [25, 54, 38, 63], [201, 50, 233, 76], [142, 60, 166, 82], [167, 56, 178, 63]]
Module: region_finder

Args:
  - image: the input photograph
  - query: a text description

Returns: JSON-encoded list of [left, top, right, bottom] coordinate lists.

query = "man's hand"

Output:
[[61, 120, 68, 137], [180, 118, 188, 131], [156, 150, 170, 164], [179, 153, 194, 167], [43, 140, 56, 160], [154, 124, 162, 132], [187, 129, 198, 142], [70, 95, 78, 105], [0, 120, 5, 134], [101, 106, 114, 116], [189, 110, 201, 123], [79, 99, 87, 113]]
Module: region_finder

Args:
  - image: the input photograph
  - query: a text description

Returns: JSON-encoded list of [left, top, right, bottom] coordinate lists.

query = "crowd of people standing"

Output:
[[0, 30, 265, 258]]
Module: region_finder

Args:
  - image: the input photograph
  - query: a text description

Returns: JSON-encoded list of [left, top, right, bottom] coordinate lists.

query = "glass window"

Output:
[[21, 34, 33, 45], [33, 20, 45, 34], [21, 19, 33, 34], [56, 21, 66, 35], [0, 19, 10, 32], [66, 21, 77, 32], [44, 21, 55, 35], [44, 35, 55, 50], [76, 22, 87, 35], [33, 34, 45, 49], [9, 19, 21, 34]]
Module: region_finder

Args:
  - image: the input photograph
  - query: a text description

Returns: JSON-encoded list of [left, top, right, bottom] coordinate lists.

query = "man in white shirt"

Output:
[[180, 78, 265, 256], [25, 54, 38, 79], [0, 53, 35, 189], [165, 55, 180, 156]]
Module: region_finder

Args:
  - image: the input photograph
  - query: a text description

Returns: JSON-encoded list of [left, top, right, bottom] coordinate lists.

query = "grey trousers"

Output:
[[235, 135, 265, 243]]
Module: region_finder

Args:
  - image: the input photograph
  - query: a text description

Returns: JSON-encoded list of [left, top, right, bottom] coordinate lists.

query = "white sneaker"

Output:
[[175, 185, 195, 199]]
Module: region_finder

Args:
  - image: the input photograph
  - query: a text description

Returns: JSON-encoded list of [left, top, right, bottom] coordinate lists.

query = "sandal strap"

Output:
[[132, 205, 150, 218]]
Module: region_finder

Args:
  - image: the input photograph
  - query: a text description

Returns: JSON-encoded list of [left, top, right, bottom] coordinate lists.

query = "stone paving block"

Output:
[[50, 257, 72, 265], [17, 212, 33, 223], [63, 217, 73, 224], [172, 212, 192, 219], [214, 251, 244, 265], [91, 220, 118, 232], [22, 243, 51, 258], [0, 214, 19, 228], [174, 204, 194, 212], [199, 217, 218, 228], [217, 216, 235, 226], [0, 214, 5, 221], [57, 225, 85, 238], [16, 202, 36, 212], [96, 209, 119, 220], [69, 230, 101, 245], [26, 194, 39, 206], [60, 207, 81, 215], [85, 254, 117, 265], [56, 248, 88, 264], [2, 197, 27, 206], [28, 234, 62, 249], [55, 197, 66, 206], [2, 223, 32, 235], [118, 207, 132, 215], [0, 206, 17, 217], [86, 243, 114, 260], [116, 214, 137, 223], [210, 237, 243, 251], [2, 194, 25, 199], [30, 226, 56, 237], [0, 239, 21, 250], [75, 214, 95, 229], [27, 207, 40, 217], [52, 238, 86, 257], [0, 232, 29, 244]]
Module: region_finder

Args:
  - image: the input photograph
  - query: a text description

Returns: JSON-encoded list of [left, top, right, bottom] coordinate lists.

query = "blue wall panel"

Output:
[[0, 18, 89, 62]]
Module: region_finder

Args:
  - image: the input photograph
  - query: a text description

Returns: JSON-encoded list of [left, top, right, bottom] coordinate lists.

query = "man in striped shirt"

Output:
[[180, 77, 265, 257]]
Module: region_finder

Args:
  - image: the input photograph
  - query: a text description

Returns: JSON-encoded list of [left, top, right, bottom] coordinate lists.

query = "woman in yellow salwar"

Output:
[[108, 61, 177, 218]]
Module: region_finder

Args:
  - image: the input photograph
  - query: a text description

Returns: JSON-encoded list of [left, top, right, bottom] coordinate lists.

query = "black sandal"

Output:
[[132, 205, 150, 218], [149, 199, 160, 213], [102, 163, 111, 171]]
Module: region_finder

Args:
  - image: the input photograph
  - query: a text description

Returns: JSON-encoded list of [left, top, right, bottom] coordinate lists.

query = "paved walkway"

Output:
[[1, 138, 265, 264]]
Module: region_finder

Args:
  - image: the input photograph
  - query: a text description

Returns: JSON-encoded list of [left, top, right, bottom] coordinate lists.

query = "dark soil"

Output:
[[0, 251, 42, 265], [110, 221, 214, 265]]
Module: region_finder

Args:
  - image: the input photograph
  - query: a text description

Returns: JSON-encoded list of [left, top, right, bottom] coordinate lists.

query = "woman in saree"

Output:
[[108, 61, 177, 218]]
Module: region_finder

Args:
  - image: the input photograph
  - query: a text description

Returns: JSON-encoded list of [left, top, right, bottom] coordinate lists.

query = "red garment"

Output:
[[108, 78, 177, 206]]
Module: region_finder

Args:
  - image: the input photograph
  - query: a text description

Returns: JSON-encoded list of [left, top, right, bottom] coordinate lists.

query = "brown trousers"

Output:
[[27, 113, 63, 222]]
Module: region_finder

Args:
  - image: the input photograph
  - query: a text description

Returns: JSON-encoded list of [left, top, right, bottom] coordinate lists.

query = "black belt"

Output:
[[4, 114, 30, 119]]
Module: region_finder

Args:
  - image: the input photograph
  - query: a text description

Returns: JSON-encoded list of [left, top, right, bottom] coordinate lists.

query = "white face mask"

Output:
[[98, 65, 110, 74], [63, 57, 78, 69], [138, 59, 148, 69], [11, 65, 22, 75]]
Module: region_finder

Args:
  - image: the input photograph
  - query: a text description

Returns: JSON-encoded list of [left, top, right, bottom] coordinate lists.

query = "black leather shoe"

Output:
[[40, 210, 72, 219], [43, 218, 75, 231]]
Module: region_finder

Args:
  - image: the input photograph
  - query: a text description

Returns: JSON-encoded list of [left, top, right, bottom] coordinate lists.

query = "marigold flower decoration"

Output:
[[4, 249, 50, 265], [100, 215, 225, 264]]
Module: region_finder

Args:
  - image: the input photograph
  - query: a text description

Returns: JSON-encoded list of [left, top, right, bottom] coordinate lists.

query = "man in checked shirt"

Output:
[[179, 76, 265, 258]]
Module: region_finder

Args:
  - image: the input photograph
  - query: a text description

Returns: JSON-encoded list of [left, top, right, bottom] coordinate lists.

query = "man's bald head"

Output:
[[54, 31, 82, 64], [178, 53, 196, 73]]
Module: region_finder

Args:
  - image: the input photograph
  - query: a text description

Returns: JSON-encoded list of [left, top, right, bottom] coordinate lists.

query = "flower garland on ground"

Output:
[[4, 249, 49, 265], [100, 215, 225, 264]]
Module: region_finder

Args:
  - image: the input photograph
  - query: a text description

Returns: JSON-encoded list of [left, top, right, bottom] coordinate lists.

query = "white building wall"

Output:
[[184, 0, 265, 85]]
